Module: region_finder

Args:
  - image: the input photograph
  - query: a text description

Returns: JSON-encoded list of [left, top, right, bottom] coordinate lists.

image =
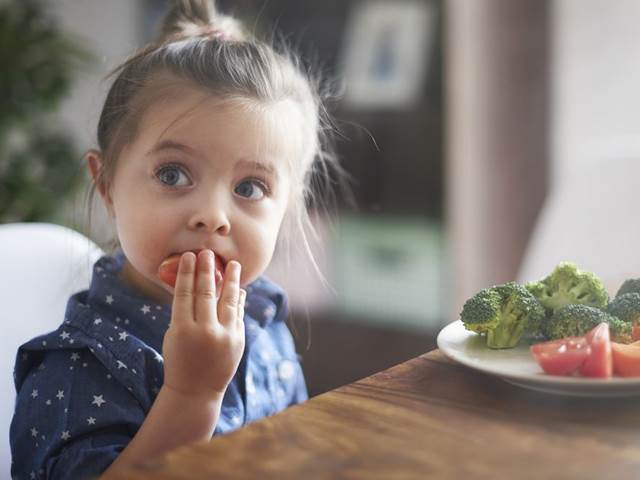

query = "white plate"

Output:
[[437, 320, 640, 397]]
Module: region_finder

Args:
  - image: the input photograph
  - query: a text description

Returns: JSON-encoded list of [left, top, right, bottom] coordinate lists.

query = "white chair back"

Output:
[[0, 223, 103, 475]]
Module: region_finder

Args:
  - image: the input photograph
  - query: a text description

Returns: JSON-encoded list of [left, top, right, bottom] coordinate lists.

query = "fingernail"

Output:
[[182, 251, 196, 266], [231, 261, 241, 281]]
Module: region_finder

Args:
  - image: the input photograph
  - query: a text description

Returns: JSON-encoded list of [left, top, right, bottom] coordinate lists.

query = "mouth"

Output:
[[157, 249, 226, 289]]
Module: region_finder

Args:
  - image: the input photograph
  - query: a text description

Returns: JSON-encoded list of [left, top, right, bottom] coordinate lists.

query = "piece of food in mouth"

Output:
[[157, 252, 224, 288]]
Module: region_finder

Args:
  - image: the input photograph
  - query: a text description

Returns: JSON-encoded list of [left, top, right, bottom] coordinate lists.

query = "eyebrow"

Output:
[[148, 139, 279, 177], [147, 139, 198, 157]]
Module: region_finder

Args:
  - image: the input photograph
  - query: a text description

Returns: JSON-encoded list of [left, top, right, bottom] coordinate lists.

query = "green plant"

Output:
[[0, 0, 92, 222]]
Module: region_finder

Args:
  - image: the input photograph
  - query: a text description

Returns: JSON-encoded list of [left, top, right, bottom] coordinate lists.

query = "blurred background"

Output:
[[2, 0, 640, 397]]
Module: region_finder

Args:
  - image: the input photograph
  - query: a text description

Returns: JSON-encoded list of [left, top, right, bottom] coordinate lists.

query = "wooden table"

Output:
[[112, 350, 640, 479]]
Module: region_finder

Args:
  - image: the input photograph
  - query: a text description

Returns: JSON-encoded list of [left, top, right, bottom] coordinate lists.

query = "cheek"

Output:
[[112, 198, 179, 274], [237, 215, 283, 284]]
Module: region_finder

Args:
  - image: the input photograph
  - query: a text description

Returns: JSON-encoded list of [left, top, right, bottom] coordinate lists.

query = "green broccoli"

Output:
[[606, 292, 640, 343], [525, 262, 609, 316], [547, 303, 632, 343], [615, 279, 640, 298], [460, 282, 546, 349]]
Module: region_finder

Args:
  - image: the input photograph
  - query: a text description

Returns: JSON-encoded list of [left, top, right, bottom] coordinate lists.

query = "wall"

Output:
[[445, 0, 549, 317], [552, 0, 640, 186], [48, 0, 142, 241]]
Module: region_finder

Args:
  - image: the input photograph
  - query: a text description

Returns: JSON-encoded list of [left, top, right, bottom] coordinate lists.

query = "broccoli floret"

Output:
[[525, 262, 608, 315], [615, 279, 640, 298], [547, 304, 632, 343], [461, 282, 545, 349], [606, 293, 640, 343], [547, 304, 612, 339], [607, 293, 640, 323]]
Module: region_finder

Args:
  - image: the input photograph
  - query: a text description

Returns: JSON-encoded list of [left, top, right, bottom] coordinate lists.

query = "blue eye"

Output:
[[234, 180, 267, 200], [155, 165, 191, 187]]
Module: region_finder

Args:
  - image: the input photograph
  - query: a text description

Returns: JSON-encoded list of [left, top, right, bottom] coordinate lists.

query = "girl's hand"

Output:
[[161, 250, 246, 399]]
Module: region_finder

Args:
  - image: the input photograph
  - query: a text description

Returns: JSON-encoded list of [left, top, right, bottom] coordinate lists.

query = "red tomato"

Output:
[[632, 323, 640, 342], [157, 252, 225, 289], [611, 342, 640, 377], [530, 337, 591, 376], [157, 254, 180, 288], [579, 322, 613, 378]]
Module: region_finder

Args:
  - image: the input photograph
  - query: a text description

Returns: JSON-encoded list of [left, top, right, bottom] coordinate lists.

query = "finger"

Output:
[[218, 261, 241, 327], [194, 249, 217, 326], [237, 289, 247, 326], [171, 252, 196, 326]]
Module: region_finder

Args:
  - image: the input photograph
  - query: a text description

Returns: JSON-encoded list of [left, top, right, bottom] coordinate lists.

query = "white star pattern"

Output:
[[56, 390, 64, 400], [31, 389, 38, 399], [60, 431, 70, 441], [70, 353, 80, 361], [118, 331, 129, 341], [105, 295, 114, 305], [87, 417, 96, 425], [141, 305, 151, 315], [92, 395, 106, 407], [264, 305, 276, 318], [94, 318, 102, 325], [46, 399, 51, 405], [116, 360, 128, 369], [60, 331, 70, 340], [30, 427, 38, 437]]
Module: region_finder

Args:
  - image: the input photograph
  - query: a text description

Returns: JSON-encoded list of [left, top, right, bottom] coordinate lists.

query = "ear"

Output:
[[86, 149, 115, 217]]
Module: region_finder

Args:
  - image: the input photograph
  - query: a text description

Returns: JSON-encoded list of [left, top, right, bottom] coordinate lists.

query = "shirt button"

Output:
[[278, 360, 295, 381]]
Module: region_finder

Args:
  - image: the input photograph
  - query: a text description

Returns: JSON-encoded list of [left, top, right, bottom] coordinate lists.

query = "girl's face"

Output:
[[91, 87, 298, 305]]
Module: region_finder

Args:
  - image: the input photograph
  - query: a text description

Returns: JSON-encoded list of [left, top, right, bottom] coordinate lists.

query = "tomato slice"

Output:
[[530, 336, 591, 376], [579, 322, 612, 378], [158, 254, 181, 287], [632, 323, 640, 342], [611, 342, 640, 377], [157, 253, 224, 288]]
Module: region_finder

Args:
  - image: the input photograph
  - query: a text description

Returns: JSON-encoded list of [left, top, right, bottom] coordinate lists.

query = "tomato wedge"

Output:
[[633, 323, 640, 342], [530, 336, 591, 376], [611, 341, 640, 377], [579, 323, 612, 378], [157, 252, 224, 288]]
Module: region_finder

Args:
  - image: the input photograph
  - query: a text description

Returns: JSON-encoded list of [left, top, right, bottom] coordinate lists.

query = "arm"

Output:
[[103, 250, 245, 476], [102, 386, 223, 475]]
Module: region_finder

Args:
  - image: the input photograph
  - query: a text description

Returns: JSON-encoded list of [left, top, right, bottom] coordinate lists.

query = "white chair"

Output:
[[0, 223, 103, 475], [517, 157, 640, 296]]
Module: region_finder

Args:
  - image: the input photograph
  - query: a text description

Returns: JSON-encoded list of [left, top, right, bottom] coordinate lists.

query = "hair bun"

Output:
[[160, 0, 246, 42]]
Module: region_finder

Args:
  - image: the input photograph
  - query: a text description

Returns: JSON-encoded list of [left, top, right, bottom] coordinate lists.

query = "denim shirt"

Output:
[[10, 253, 307, 479]]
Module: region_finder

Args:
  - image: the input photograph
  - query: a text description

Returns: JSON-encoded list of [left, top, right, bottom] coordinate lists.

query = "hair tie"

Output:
[[198, 25, 232, 41]]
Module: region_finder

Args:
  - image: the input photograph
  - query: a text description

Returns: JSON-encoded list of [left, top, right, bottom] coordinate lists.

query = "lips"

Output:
[[157, 250, 225, 289]]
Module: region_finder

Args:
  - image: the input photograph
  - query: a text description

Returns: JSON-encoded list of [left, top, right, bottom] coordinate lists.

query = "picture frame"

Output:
[[339, 0, 436, 110]]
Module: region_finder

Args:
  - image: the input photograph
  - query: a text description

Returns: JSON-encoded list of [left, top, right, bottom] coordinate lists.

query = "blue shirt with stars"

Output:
[[10, 252, 307, 479]]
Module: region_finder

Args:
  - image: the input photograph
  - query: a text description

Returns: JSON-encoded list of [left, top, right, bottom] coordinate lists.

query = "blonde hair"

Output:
[[88, 0, 348, 281]]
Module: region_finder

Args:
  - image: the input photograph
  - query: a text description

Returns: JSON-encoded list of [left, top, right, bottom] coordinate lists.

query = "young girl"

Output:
[[10, 1, 342, 477]]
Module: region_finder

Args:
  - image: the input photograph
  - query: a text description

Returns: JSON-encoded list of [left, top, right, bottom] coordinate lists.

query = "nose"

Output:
[[187, 197, 231, 235]]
